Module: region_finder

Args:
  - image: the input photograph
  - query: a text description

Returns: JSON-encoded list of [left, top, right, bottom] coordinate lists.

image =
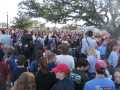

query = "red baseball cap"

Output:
[[52, 64, 70, 74], [95, 60, 107, 70]]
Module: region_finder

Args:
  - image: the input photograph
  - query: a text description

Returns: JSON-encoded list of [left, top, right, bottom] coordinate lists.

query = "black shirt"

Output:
[[51, 77, 75, 90], [36, 71, 56, 90]]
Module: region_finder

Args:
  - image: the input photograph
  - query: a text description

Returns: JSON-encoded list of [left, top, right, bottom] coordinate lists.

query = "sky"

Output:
[[0, 0, 21, 24]]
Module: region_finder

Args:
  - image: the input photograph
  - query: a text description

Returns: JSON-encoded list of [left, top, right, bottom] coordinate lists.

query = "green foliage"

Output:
[[18, 0, 109, 26], [13, 15, 33, 30], [18, 0, 120, 38]]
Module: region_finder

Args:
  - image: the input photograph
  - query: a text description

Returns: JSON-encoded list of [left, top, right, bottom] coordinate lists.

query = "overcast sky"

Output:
[[0, 0, 21, 23]]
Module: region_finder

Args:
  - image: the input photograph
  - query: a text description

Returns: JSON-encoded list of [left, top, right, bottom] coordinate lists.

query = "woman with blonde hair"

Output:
[[11, 72, 36, 90], [87, 48, 98, 80]]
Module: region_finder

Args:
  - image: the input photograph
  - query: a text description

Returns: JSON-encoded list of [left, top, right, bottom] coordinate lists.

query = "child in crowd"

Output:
[[51, 64, 75, 90]]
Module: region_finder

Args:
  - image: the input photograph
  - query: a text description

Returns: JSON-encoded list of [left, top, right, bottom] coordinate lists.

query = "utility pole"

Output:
[[7, 12, 8, 29]]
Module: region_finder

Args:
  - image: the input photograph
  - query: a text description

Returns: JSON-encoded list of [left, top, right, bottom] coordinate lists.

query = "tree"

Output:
[[18, 0, 120, 38], [0, 22, 8, 28], [12, 14, 33, 30], [18, 0, 110, 26]]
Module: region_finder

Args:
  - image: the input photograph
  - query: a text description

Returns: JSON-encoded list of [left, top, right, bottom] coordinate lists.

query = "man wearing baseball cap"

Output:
[[51, 64, 75, 90], [84, 60, 116, 90]]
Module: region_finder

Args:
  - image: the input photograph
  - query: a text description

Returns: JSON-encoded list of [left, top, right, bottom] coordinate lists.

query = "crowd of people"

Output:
[[0, 28, 120, 90]]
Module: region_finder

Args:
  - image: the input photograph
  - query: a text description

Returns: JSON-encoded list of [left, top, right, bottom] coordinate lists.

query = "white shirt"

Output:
[[56, 55, 75, 70]]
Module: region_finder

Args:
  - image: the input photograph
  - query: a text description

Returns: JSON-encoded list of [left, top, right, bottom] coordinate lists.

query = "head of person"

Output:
[[39, 57, 49, 73], [79, 53, 87, 60], [76, 59, 89, 72], [52, 64, 70, 80], [14, 72, 36, 90], [112, 45, 119, 52], [46, 51, 56, 63], [0, 43, 4, 61], [57, 43, 69, 55], [86, 30, 93, 37], [1, 30, 5, 35], [17, 55, 26, 66], [114, 68, 120, 84], [95, 60, 107, 75], [5, 46, 14, 58]]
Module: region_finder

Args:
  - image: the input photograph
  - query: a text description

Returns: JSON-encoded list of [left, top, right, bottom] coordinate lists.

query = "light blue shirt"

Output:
[[84, 77, 116, 90], [0, 34, 11, 46], [108, 51, 119, 68], [98, 45, 106, 56]]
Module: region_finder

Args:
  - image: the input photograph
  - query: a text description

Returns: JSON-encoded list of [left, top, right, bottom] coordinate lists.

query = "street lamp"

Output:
[[6, 12, 9, 29], [0, 11, 9, 28]]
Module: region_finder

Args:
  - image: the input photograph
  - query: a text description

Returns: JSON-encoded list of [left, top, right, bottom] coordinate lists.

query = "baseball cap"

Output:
[[52, 64, 70, 74], [95, 60, 107, 70]]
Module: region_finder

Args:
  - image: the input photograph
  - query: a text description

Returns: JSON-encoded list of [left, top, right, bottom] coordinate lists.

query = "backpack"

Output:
[[70, 72, 81, 85], [70, 70, 87, 90]]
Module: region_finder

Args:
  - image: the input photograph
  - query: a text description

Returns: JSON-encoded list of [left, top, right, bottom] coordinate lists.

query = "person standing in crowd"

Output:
[[12, 55, 27, 83], [36, 57, 56, 90], [0, 43, 10, 90], [84, 60, 115, 90], [114, 68, 120, 90], [98, 39, 107, 60], [0, 30, 12, 47], [106, 39, 118, 59], [87, 48, 97, 80], [29, 50, 43, 75], [108, 45, 119, 68], [21, 30, 33, 59], [81, 30, 97, 54], [51, 64, 75, 90], [56, 43, 75, 70], [11, 72, 36, 90], [70, 59, 89, 90], [46, 51, 56, 71]]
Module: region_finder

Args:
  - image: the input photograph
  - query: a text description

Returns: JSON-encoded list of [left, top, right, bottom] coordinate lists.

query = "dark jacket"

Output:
[[115, 83, 120, 90], [71, 69, 89, 90], [51, 77, 75, 90], [36, 71, 56, 90]]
